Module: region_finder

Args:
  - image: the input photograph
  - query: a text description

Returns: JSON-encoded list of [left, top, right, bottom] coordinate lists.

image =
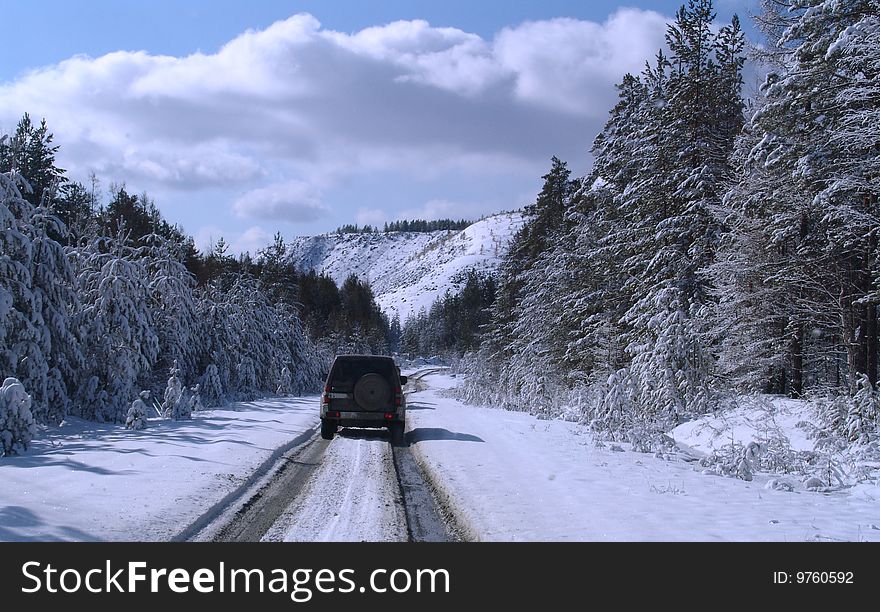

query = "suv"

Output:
[[320, 355, 408, 445]]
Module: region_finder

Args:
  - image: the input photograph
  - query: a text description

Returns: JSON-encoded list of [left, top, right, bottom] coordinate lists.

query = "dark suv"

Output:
[[320, 355, 408, 444]]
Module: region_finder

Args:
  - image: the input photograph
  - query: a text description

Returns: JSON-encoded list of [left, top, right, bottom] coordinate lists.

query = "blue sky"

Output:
[[0, 0, 758, 253]]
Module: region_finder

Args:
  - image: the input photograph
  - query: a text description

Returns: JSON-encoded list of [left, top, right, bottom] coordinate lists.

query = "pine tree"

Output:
[[1, 168, 82, 424], [714, 0, 879, 396], [125, 391, 151, 430], [200, 363, 224, 407], [476, 157, 577, 407], [72, 227, 159, 422], [606, 1, 743, 424], [141, 233, 200, 387], [161, 360, 186, 418], [0, 377, 37, 455], [0, 114, 65, 209]]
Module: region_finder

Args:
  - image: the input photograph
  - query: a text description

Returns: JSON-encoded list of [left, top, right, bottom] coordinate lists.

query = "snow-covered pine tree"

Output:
[[465, 158, 577, 409], [848, 374, 879, 443], [72, 227, 159, 422], [0, 377, 37, 455], [504, 160, 581, 413], [237, 356, 258, 401], [161, 360, 187, 418], [0, 114, 65, 210], [713, 0, 879, 397], [125, 391, 151, 430], [200, 363, 224, 407], [23, 201, 83, 423], [602, 1, 744, 430], [141, 233, 200, 388], [0, 171, 36, 402], [1, 117, 84, 425], [559, 69, 657, 386], [188, 384, 205, 412]]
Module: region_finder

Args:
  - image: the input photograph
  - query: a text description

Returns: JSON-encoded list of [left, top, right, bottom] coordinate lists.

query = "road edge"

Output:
[[171, 424, 318, 542]]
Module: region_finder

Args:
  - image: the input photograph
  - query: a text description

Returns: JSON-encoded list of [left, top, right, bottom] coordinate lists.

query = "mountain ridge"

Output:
[[287, 211, 525, 322]]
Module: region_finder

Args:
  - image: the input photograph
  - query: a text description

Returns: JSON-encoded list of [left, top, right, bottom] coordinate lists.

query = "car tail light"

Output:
[[384, 412, 394, 420], [327, 410, 341, 418], [394, 387, 402, 407]]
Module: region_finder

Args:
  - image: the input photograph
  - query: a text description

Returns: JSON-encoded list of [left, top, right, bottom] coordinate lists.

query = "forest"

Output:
[[406, 0, 879, 454], [0, 115, 391, 443]]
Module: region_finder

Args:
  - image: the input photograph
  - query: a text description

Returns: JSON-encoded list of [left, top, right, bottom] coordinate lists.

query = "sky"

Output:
[[0, 0, 760, 254]]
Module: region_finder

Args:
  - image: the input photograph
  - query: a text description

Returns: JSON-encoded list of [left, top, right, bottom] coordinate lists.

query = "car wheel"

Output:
[[321, 418, 337, 440], [390, 421, 405, 447]]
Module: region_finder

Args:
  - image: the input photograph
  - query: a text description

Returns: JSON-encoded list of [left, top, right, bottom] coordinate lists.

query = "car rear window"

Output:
[[328, 358, 396, 391]]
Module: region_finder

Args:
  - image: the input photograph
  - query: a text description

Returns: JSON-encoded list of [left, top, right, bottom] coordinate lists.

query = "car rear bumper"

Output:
[[321, 410, 404, 427]]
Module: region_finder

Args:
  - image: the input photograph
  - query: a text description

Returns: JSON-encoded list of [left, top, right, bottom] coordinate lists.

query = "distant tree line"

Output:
[[334, 219, 471, 235], [383, 219, 471, 233], [400, 271, 496, 358]]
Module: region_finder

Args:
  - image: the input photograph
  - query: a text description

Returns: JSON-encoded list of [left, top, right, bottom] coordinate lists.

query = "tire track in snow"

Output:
[[198, 435, 331, 542], [173, 424, 321, 542], [268, 430, 408, 542]]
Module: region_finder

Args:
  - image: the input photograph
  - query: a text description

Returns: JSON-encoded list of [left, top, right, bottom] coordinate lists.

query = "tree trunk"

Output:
[[867, 233, 878, 386], [866, 303, 877, 386], [789, 324, 803, 398]]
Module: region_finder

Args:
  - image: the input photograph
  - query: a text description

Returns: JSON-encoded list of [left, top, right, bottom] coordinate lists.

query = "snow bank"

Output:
[[671, 396, 815, 455]]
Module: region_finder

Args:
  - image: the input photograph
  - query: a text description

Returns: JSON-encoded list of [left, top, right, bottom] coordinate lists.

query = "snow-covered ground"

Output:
[[287, 212, 524, 322], [407, 374, 880, 541], [0, 397, 319, 541]]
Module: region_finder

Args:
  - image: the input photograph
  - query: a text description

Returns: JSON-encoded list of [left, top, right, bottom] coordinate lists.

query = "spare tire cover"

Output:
[[353, 373, 392, 411]]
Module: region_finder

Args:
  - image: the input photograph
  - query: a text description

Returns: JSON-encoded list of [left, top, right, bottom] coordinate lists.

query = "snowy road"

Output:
[[193, 426, 457, 543], [187, 369, 459, 542], [264, 432, 408, 542]]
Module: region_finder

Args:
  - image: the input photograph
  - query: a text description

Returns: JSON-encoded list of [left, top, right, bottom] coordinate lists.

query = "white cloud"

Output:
[[397, 199, 471, 221], [356, 208, 387, 226], [0, 9, 672, 230], [494, 10, 669, 115], [232, 226, 274, 255], [232, 180, 327, 222]]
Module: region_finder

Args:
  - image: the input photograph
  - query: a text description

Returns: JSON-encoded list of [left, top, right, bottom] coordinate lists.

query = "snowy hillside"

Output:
[[287, 212, 525, 322]]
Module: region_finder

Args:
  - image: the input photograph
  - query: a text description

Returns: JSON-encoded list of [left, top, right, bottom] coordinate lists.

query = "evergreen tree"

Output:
[[0, 114, 65, 209], [72, 227, 159, 422], [713, 0, 879, 396], [0, 169, 82, 423], [0, 377, 37, 455]]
